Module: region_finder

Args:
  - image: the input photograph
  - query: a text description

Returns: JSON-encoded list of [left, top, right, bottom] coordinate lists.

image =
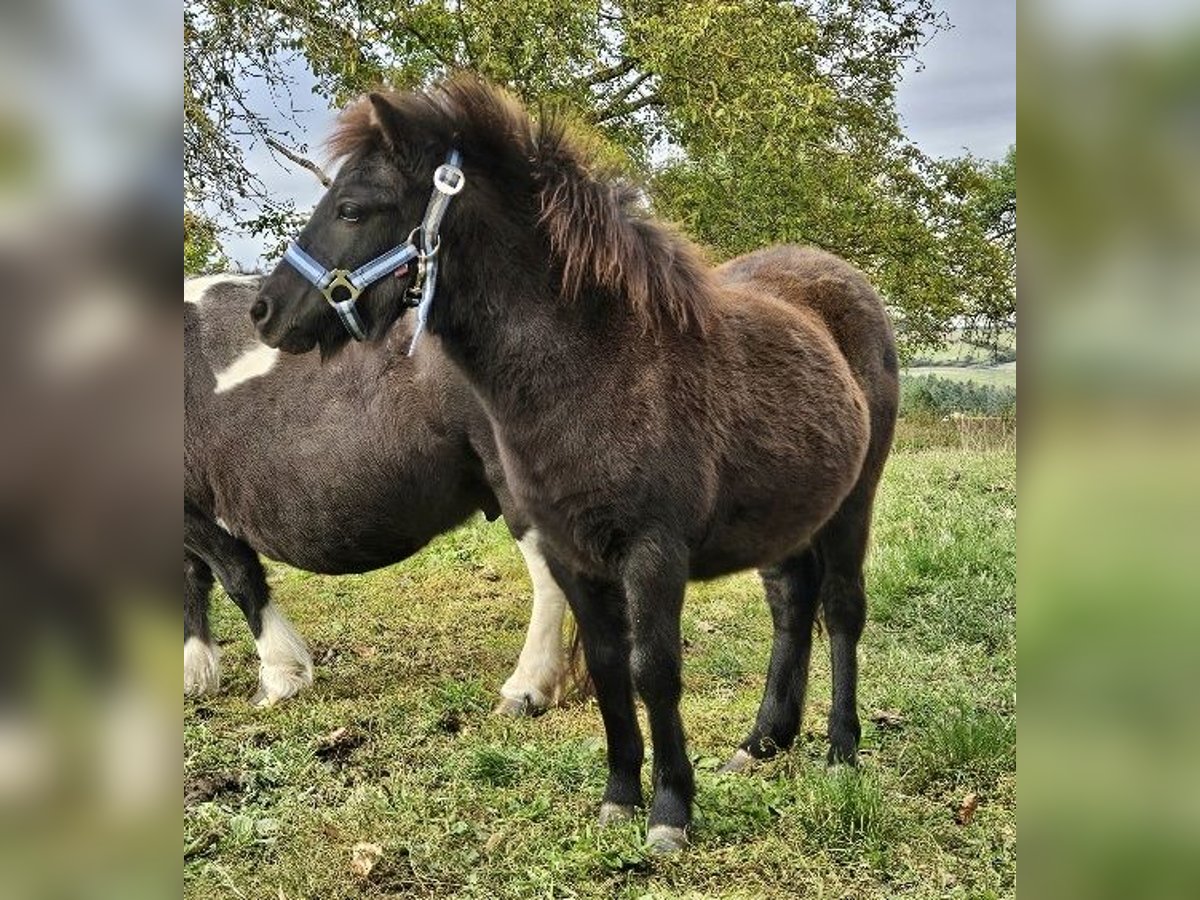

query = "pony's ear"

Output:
[[367, 92, 405, 152]]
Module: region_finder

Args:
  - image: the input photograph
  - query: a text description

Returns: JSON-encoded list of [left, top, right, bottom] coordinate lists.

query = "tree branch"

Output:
[[265, 137, 331, 187], [597, 92, 661, 123], [389, 8, 460, 70], [454, 1, 477, 68], [596, 71, 652, 119], [581, 58, 635, 87]]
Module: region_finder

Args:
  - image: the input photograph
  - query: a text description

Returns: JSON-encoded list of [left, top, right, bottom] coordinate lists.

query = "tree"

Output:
[[185, 1, 1015, 350], [930, 145, 1016, 347], [978, 144, 1016, 253], [184, 210, 228, 276]]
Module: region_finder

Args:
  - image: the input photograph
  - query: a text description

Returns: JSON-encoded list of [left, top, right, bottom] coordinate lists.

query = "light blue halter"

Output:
[[282, 149, 464, 352]]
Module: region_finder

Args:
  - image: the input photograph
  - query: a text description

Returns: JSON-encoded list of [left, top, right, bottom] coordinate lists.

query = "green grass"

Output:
[[903, 364, 1017, 388], [907, 330, 1016, 368], [902, 327, 1018, 389], [185, 446, 1016, 899]]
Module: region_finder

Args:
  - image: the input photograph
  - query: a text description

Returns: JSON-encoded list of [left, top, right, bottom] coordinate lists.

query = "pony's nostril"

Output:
[[250, 297, 271, 325]]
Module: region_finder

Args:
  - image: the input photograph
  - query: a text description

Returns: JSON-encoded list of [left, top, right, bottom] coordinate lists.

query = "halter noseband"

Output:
[[281, 149, 464, 352]]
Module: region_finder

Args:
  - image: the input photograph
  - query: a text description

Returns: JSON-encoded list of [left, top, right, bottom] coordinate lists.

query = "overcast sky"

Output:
[[896, 0, 1015, 161], [222, 1, 1015, 268]]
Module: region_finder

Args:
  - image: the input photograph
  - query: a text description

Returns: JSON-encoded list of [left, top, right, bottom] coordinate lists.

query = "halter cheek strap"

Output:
[[280, 149, 464, 348], [408, 152, 464, 354]]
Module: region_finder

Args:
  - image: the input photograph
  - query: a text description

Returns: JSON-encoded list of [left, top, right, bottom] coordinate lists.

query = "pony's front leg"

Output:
[[185, 506, 312, 706], [495, 529, 568, 716], [547, 559, 645, 820], [623, 538, 693, 853]]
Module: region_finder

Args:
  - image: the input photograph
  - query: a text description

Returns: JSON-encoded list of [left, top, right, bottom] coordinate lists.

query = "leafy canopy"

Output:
[[184, 210, 228, 276], [184, 1, 1014, 351]]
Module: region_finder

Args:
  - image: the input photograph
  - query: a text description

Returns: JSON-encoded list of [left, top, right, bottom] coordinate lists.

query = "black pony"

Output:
[[255, 79, 898, 853], [186, 274, 577, 713]]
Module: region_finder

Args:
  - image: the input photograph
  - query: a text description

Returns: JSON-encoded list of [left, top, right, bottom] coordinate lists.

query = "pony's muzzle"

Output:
[[250, 294, 273, 327]]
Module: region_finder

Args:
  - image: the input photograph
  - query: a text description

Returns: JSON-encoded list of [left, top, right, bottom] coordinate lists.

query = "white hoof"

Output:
[[598, 802, 637, 826], [252, 660, 313, 707], [493, 695, 539, 717], [499, 667, 562, 715], [184, 638, 221, 696], [719, 749, 757, 774], [646, 824, 688, 854], [252, 604, 313, 706]]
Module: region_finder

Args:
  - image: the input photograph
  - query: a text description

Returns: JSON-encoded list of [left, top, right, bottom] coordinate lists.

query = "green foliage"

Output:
[[927, 146, 1016, 345], [900, 373, 1016, 419], [868, 448, 1016, 652], [796, 767, 894, 849], [463, 745, 524, 787], [184, 210, 227, 275], [977, 145, 1017, 251], [184, 1, 1013, 348]]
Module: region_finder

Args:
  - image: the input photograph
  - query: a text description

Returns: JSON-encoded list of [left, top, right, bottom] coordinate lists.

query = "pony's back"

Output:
[[717, 244, 899, 466]]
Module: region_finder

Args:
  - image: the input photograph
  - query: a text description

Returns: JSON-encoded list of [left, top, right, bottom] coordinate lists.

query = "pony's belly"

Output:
[[241, 521, 425, 575], [691, 462, 859, 577], [211, 492, 447, 575], [690, 512, 823, 580]]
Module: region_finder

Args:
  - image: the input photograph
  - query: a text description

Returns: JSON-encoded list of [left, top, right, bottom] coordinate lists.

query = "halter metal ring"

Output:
[[433, 163, 465, 195], [320, 269, 363, 307]]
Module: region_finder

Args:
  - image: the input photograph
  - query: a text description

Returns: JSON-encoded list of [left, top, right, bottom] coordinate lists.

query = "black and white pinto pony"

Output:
[[184, 275, 576, 712]]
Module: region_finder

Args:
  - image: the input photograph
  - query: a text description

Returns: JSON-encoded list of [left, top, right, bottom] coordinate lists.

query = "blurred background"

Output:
[[0, 0, 179, 895], [1019, 3, 1200, 898], [0, 0, 1196, 896]]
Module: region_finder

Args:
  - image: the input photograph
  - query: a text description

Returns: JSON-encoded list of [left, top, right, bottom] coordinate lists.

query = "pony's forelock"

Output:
[[325, 96, 380, 163]]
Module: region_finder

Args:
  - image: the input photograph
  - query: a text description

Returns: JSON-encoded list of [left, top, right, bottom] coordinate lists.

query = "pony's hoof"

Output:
[[719, 749, 757, 774], [828, 719, 861, 766], [492, 695, 545, 718], [827, 751, 859, 768], [827, 741, 859, 768], [598, 802, 637, 826], [184, 639, 221, 697], [646, 825, 688, 855], [252, 662, 312, 707]]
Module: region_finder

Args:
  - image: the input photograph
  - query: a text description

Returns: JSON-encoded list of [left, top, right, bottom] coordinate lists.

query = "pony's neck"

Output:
[[431, 232, 617, 422]]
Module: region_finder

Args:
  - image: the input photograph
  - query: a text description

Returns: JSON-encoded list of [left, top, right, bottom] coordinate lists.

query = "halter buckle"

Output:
[[320, 270, 362, 307], [433, 163, 465, 196], [406, 254, 428, 303]]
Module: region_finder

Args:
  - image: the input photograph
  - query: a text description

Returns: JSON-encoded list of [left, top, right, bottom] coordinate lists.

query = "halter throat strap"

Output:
[[281, 149, 464, 345]]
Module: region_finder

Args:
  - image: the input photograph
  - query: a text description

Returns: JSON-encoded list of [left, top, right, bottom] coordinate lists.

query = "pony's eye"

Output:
[[337, 202, 362, 222]]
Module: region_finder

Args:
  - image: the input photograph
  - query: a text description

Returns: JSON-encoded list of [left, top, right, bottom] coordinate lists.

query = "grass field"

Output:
[[907, 331, 1016, 368], [902, 364, 1017, 388], [185, 446, 1016, 899], [903, 328, 1017, 389]]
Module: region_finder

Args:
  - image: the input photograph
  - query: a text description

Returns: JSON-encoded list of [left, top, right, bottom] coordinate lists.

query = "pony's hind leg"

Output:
[[815, 494, 874, 766], [184, 553, 221, 696], [185, 507, 312, 706], [495, 528, 569, 716], [723, 549, 822, 772]]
